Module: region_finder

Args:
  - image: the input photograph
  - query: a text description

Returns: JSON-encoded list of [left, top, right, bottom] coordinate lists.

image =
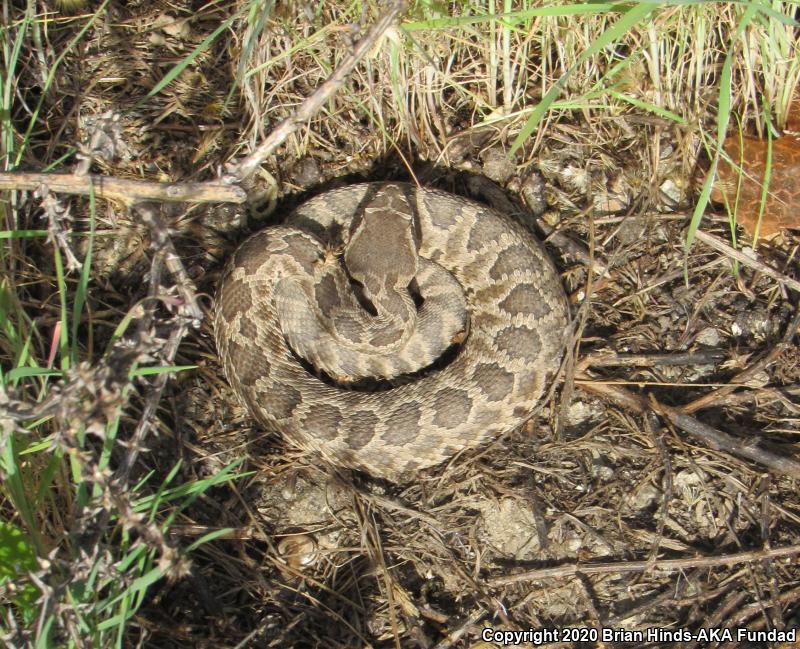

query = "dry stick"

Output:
[[358, 490, 443, 528], [655, 400, 800, 480], [82, 249, 192, 581], [487, 543, 800, 587], [693, 229, 800, 294], [111, 207, 201, 479], [683, 306, 800, 414], [555, 208, 597, 439], [726, 585, 800, 633], [682, 591, 751, 649], [114, 206, 202, 483], [575, 374, 800, 480], [582, 350, 727, 368], [432, 609, 488, 649], [603, 572, 715, 628], [3, 3, 408, 211], [136, 203, 203, 324], [118, 321, 189, 486], [0, 171, 246, 205], [612, 256, 727, 307], [2, 0, 407, 206], [224, 0, 410, 182], [643, 412, 673, 565], [114, 245, 167, 483], [715, 386, 800, 413]]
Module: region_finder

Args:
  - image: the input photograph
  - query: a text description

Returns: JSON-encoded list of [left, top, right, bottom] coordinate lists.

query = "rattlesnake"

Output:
[[214, 182, 569, 481]]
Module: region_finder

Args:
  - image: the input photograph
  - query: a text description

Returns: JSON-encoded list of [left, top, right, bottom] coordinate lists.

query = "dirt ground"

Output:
[[4, 1, 800, 647]]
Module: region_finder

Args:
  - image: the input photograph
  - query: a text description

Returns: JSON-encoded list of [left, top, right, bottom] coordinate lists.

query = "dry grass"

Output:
[[2, 1, 799, 647]]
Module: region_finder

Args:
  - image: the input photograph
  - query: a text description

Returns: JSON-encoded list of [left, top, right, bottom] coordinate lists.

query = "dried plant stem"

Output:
[[488, 543, 800, 587], [654, 400, 800, 479], [576, 374, 800, 480], [0, 0, 410, 214], [576, 304, 800, 479], [0, 171, 246, 205], [694, 229, 800, 294], [118, 319, 189, 486], [433, 609, 488, 649], [683, 306, 800, 413], [581, 350, 727, 368], [135, 203, 204, 323]]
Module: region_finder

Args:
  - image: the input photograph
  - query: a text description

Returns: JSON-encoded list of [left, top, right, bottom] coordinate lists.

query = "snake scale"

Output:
[[215, 182, 570, 481]]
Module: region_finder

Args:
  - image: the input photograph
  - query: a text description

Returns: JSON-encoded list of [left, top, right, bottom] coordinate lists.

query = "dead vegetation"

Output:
[[1, 1, 799, 647]]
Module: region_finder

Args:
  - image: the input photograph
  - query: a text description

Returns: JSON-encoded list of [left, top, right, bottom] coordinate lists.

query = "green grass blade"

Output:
[[129, 364, 198, 378], [510, 2, 655, 156], [70, 183, 96, 364], [186, 527, 236, 553], [404, 3, 623, 31], [143, 6, 246, 102], [5, 367, 62, 382], [14, 1, 111, 167], [684, 1, 760, 257], [0, 229, 48, 239], [608, 90, 686, 123]]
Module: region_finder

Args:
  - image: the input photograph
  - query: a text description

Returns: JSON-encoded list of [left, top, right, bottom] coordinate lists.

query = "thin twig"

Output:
[[0, 171, 246, 205], [575, 373, 800, 480], [694, 229, 800, 294], [432, 609, 488, 649], [117, 321, 189, 486], [224, 0, 410, 181], [136, 203, 204, 324], [653, 400, 800, 480], [487, 543, 800, 587], [612, 257, 726, 307], [581, 350, 727, 368], [683, 305, 800, 413], [725, 585, 800, 632], [574, 306, 800, 478]]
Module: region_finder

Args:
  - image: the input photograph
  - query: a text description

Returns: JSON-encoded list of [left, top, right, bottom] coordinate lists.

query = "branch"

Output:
[[575, 375, 800, 480], [136, 203, 203, 324], [574, 303, 800, 479], [694, 229, 800, 294], [488, 543, 800, 587], [682, 305, 800, 413], [0, 172, 246, 205]]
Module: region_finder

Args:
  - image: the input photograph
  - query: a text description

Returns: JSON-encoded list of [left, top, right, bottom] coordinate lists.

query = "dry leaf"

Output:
[[710, 131, 800, 238]]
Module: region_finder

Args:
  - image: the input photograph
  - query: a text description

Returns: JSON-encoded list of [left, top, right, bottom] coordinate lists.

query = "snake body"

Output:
[[215, 182, 569, 481]]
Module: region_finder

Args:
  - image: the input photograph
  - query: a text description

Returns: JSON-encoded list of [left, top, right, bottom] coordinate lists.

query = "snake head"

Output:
[[344, 184, 420, 302]]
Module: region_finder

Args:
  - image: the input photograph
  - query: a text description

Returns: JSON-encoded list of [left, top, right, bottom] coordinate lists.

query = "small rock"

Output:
[[291, 158, 322, 188], [732, 308, 773, 342], [615, 216, 648, 245], [480, 147, 515, 184], [660, 178, 683, 205], [626, 482, 662, 512], [695, 326, 721, 347], [590, 452, 615, 482], [565, 400, 604, 426], [520, 172, 547, 216], [476, 498, 541, 559]]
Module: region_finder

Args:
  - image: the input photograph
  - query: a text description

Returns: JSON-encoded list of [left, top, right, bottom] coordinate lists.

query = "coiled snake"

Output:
[[214, 182, 569, 481]]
